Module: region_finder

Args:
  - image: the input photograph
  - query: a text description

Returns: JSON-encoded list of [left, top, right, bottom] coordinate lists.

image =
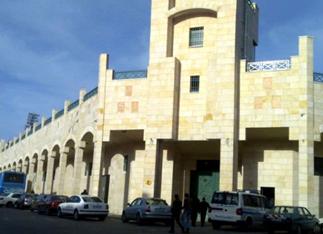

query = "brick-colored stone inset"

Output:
[[272, 96, 281, 109], [254, 96, 265, 109], [125, 86, 133, 96], [117, 102, 125, 113], [263, 77, 272, 90], [131, 101, 139, 113]]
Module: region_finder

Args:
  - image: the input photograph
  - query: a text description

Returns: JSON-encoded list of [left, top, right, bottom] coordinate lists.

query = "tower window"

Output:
[[190, 76, 200, 93], [189, 27, 204, 47]]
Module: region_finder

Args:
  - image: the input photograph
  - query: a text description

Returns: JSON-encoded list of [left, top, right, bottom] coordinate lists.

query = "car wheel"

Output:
[[14, 202, 18, 208], [6, 202, 13, 208], [46, 209, 51, 216], [98, 215, 107, 221], [136, 213, 142, 225], [212, 221, 221, 230], [121, 212, 128, 223], [73, 210, 80, 221], [313, 223, 320, 234], [295, 225, 302, 234], [57, 208, 63, 218]]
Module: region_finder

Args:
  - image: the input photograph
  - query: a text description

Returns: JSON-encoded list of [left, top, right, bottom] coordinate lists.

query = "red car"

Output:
[[37, 195, 68, 215]]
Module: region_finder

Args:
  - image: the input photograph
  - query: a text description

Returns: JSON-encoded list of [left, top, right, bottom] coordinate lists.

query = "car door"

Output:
[[127, 199, 140, 219], [302, 208, 316, 231]]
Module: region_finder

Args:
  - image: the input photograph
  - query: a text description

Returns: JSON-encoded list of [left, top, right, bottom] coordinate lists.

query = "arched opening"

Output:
[[24, 157, 31, 192], [38, 149, 48, 194], [12, 162, 17, 172], [8, 164, 11, 171], [80, 132, 95, 194], [18, 159, 23, 172], [52, 145, 60, 193], [29, 153, 38, 192], [63, 139, 75, 195]]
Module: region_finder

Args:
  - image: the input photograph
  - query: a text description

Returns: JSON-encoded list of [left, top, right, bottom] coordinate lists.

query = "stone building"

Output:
[[1, 0, 323, 216]]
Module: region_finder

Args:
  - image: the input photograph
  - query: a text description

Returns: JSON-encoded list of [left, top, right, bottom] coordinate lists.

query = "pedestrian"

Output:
[[199, 197, 210, 227], [181, 193, 192, 233], [191, 197, 200, 227], [81, 189, 88, 195], [169, 194, 184, 233]]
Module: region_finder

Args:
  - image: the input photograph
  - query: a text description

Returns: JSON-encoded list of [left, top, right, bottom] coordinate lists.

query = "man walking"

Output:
[[199, 197, 210, 227], [169, 194, 184, 233]]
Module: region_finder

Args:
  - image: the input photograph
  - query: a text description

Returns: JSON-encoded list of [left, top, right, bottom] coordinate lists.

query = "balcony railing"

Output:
[[68, 100, 79, 112], [44, 117, 52, 126], [55, 109, 64, 119], [314, 73, 323, 83], [84, 87, 98, 102], [247, 60, 291, 72], [113, 70, 147, 80]]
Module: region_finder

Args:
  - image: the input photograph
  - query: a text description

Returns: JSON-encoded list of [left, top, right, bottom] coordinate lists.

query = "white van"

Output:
[[208, 191, 268, 230]]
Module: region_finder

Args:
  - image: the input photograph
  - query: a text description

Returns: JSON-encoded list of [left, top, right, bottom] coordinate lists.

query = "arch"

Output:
[[12, 162, 17, 171], [166, 8, 217, 57], [79, 127, 95, 142], [3, 166, 6, 170], [81, 132, 94, 143], [8, 164, 11, 170], [63, 136, 77, 147]]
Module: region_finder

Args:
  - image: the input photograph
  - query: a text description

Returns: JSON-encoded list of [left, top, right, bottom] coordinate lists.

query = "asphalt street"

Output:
[[0, 207, 268, 234]]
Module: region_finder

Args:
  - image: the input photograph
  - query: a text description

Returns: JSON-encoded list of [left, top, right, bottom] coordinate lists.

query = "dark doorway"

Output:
[[261, 187, 275, 208], [190, 160, 219, 203]]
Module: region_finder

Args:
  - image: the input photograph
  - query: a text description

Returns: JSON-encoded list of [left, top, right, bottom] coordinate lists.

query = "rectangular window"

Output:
[[190, 76, 200, 92], [189, 27, 204, 47]]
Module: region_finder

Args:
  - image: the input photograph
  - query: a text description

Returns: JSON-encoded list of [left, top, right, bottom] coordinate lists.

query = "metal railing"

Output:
[[35, 124, 42, 132], [27, 128, 33, 136], [84, 87, 98, 102], [44, 117, 52, 126], [55, 109, 64, 119], [68, 100, 79, 112], [113, 70, 147, 80], [247, 60, 291, 72], [314, 72, 323, 83]]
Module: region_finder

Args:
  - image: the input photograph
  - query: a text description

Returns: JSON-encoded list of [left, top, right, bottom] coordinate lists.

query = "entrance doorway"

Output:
[[261, 187, 275, 208], [190, 160, 219, 203]]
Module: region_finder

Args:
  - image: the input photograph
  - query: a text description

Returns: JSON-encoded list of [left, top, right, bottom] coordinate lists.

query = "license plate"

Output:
[[93, 205, 102, 209]]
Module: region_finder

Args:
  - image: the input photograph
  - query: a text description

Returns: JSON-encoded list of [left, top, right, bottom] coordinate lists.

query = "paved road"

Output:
[[0, 207, 267, 234]]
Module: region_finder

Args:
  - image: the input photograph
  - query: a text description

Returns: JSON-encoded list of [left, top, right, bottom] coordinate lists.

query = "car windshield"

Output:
[[82, 196, 103, 203], [279, 207, 294, 215], [212, 192, 238, 205], [146, 199, 167, 206]]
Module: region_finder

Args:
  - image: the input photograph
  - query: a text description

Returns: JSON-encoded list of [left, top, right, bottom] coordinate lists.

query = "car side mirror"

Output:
[[127, 203, 131, 207]]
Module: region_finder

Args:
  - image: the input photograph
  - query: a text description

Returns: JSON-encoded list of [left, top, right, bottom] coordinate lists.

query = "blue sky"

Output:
[[0, 0, 322, 140]]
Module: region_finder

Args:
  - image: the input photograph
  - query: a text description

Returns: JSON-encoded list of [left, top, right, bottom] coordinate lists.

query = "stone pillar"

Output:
[[57, 148, 68, 195], [219, 138, 238, 191], [90, 141, 104, 196], [143, 140, 158, 198], [35, 156, 45, 194], [22, 162, 29, 174], [44, 153, 56, 194], [73, 142, 86, 194], [29, 159, 36, 192], [160, 146, 174, 204]]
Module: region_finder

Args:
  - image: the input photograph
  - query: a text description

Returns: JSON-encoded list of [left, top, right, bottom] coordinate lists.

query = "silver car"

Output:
[[121, 198, 172, 224], [58, 195, 109, 221]]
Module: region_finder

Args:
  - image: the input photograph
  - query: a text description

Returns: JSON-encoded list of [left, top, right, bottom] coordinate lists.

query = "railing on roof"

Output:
[[55, 109, 64, 119], [27, 128, 33, 136], [113, 70, 147, 80], [68, 100, 79, 112], [21, 134, 26, 140], [314, 73, 323, 83], [44, 117, 52, 126], [247, 60, 291, 72], [84, 87, 98, 102], [35, 124, 41, 132]]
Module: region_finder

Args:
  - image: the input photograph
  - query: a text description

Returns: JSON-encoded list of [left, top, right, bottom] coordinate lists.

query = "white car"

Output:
[[0, 193, 22, 207], [58, 195, 108, 221]]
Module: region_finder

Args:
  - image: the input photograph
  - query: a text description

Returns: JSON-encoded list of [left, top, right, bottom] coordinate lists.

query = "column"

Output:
[[22, 162, 29, 174], [219, 138, 238, 191], [160, 146, 174, 204], [29, 160, 36, 192], [143, 140, 159, 198], [44, 153, 55, 194], [73, 142, 85, 194], [57, 148, 68, 195], [35, 156, 45, 194], [90, 141, 104, 196]]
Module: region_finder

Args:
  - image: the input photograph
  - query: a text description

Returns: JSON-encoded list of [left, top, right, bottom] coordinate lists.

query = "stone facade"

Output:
[[1, 0, 323, 217]]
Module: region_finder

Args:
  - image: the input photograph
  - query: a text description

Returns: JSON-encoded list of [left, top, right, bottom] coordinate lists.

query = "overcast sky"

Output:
[[0, 0, 322, 140]]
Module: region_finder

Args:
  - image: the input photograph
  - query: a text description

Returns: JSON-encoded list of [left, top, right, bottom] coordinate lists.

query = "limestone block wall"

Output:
[[239, 141, 299, 206], [0, 94, 98, 169], [314, 83, 323, 141]]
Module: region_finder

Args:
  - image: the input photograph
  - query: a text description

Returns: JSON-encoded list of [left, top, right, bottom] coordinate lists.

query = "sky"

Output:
[[0, 0, 322, 140]]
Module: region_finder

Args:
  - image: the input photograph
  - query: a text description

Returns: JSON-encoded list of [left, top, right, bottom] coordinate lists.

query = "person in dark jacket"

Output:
[[181, 193, 192, 233], [199, 197, 210, 227], [169, 194, 184, 233], [81, 189, 88, 195], [191, 197, 200, 226]]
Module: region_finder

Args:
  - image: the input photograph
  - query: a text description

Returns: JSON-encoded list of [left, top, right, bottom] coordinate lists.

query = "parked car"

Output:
[[121, 197, 172, 225], [0, 192, 22, 207], [57, 195, 108, 221], [37, 195, 68, 215], [208, 190, 268, 230], [264, 206, 321, 234], [14, 193, 36, 209], [30, 194, 47, 212]]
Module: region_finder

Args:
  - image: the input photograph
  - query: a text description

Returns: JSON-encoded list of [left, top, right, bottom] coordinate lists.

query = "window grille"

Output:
[[189, 27, 204, 47], [190, 76, 200, 93]]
